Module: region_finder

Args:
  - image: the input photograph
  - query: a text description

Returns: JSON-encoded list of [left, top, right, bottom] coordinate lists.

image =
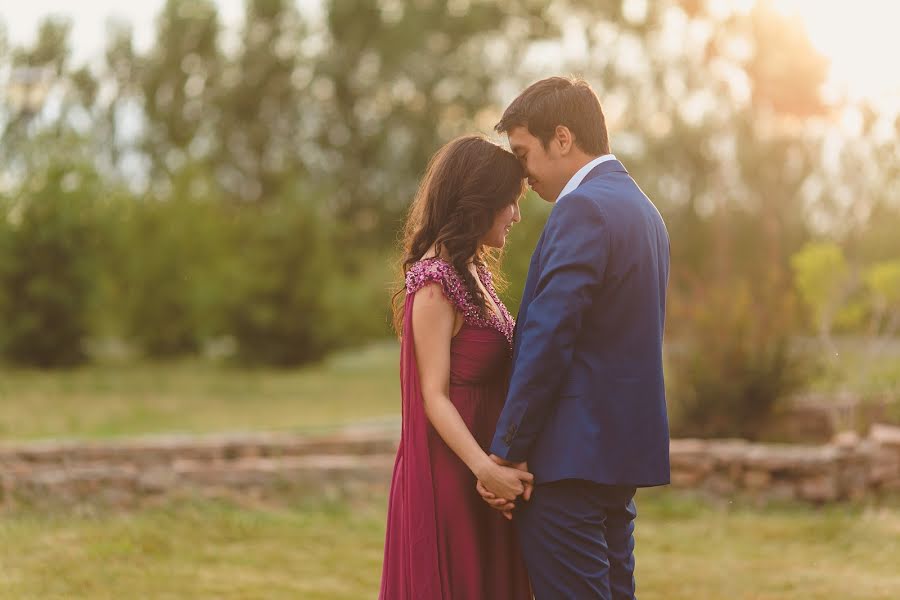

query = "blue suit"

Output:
[[490, 159, 670, 599]]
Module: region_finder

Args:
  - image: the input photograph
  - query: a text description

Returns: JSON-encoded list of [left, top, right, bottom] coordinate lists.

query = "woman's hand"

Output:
[[476, 456, 532, 519], [476, 460, 533, 502]]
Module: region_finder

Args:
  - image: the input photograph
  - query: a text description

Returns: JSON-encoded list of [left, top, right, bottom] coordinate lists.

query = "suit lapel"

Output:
[[512, 160, 627, 358]]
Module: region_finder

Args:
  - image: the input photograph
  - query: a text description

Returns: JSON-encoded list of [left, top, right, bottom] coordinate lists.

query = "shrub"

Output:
[[113, 195, 232, 357], [0, 165, 100, 367], [225, 200, 341, 366], [667, 278, 811, 439]]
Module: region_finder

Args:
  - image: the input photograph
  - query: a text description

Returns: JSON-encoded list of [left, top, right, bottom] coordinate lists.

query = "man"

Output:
[[478, 76, 671, 599]]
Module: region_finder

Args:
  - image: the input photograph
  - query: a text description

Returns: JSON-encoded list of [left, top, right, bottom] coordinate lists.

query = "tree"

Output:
[[0, 162, 101, 366], [864, 260, 900, 340], [791, 242, 854, 351], [213, 0, 306, 203], [312, 0, 558, 241], [138, 0, 223, 195]]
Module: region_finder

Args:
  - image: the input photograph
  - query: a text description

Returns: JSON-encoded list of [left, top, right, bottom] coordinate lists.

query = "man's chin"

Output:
[[532, 184, 556, 203]]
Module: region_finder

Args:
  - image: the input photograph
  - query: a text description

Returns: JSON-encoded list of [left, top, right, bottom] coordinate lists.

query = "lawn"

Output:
[[0, 490, 898, 599], [1, 339, 899, 598], [2, 336, 897, 442], [0, 341, 401, 441]]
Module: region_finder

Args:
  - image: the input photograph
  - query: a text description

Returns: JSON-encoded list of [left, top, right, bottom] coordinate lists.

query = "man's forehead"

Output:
[[507, 126, 533, 149]]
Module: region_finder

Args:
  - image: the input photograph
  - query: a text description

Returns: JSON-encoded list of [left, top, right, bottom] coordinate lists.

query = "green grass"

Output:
[[0, 497, 386, 600], [0, 491, 898, 599], [1, 335, 897, 442], [1, 340, 899, 597], [0, 341, 400, 441], [635, 489, 900, 599]]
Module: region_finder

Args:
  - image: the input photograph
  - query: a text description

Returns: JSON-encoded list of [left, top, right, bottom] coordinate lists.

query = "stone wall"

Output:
[[670, 425, 900, 503], [0, 427, 398, 510], [759, 394, 897, 443], [1, 424, 898, 509]]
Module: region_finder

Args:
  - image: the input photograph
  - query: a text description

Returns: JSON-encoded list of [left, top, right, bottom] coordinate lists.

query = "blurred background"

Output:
[[0, 1, 899, 598]]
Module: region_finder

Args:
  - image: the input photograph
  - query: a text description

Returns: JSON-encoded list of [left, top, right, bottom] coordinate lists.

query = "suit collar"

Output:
[[556, 154, 617, 201], [579, 159, 628, 188]]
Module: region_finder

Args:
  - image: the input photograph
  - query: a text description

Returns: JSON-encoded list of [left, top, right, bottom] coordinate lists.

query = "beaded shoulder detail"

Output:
[[405, 257, 515, 347]]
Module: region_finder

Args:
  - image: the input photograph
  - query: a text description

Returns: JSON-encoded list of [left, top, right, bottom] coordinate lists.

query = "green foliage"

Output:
[[104, 185, 394, 366], [225, 199, 341, 366], [138, 0, 222, 184], [0, 0, 898, 382], [668, 280, 811, 440], [313, 0, 560, 240], [0, 165, 100, 367], [790, 241, 852, 336], [212, 0, 305, 202], [864, 259, 900, 335], [115, 196, 228, 357], [497, 191, 552, 313], [320, 250, 395, 347]]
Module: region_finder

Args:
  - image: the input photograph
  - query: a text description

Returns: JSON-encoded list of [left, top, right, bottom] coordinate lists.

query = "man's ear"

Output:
[[555, 125, 574, 156]]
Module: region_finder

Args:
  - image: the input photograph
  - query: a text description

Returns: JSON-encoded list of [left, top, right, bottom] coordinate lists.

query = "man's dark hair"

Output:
[[495, 76, 610, 155]]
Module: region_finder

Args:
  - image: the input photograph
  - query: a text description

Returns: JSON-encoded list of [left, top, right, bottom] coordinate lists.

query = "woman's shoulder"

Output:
[[406, 258, 469, 318], [405, 257, 465, 297]]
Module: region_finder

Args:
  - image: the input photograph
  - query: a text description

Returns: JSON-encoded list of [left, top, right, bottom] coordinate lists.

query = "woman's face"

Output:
[[482, 197, 522, 249]]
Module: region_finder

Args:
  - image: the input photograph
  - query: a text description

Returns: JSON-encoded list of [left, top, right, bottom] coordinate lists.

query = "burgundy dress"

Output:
[[379, 258, 532, 599]]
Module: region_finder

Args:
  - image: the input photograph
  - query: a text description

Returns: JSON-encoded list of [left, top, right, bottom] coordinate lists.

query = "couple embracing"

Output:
[[379, 76, 671, 600]]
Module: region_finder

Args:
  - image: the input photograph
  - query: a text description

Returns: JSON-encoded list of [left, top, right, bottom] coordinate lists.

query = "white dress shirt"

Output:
[[556, 154, 617, 202]]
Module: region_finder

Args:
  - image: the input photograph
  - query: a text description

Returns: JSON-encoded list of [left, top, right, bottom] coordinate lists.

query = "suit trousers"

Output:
[[515, 479, 638, 600]]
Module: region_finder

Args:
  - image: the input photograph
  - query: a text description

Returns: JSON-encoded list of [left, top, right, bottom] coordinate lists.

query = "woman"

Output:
[[379, 135, 533, 599]]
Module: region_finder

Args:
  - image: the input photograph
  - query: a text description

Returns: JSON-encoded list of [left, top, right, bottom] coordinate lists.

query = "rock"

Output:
[[703, 474, 736, 496], [765, 481, 798, 503], [744, 444, 837, 474], [798, 475, 839, 502], [671, 469, 705, 487], [137, 469, 177, 493], [870, 424, 900, 448], [831, 430, 860, 449], [4, 425, 897, 509], [743, 470, 772, 490]]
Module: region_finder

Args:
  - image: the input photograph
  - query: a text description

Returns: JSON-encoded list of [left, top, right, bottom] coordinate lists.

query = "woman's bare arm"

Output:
[[411, 283, 531, 501]]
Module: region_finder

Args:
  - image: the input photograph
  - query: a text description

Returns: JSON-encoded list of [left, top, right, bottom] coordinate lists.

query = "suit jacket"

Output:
[[490, 159, 671, 487]]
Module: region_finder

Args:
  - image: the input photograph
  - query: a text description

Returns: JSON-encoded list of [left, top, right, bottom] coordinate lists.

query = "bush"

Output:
[[322, 249, 395, 346], [112, 195, 231, 357], [667, 279, 812, 439], [225, 199, 343, 366], [0, 165, 100, 367]]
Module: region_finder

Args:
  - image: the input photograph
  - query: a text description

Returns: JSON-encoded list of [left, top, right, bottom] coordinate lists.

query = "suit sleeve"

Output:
[[490, 195, 609, 461]]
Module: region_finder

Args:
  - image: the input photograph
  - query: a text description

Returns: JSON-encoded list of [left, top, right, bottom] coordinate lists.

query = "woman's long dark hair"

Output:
[[391, 135, 525, 336]]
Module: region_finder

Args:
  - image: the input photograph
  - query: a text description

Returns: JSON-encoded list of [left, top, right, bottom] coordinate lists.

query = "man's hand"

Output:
[[489, 454, 533, 501], [476, 454, 532, 520], [476, 480, 516, 520]]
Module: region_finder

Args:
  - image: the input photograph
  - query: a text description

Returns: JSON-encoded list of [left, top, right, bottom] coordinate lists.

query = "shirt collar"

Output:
[[556, 154, 617, 202]]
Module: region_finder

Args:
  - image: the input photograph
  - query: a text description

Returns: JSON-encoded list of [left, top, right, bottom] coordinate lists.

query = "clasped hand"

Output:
[[475, 454, 533, 521]]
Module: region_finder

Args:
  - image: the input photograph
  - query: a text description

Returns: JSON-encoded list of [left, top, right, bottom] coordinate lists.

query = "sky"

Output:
[[770, 0, 900, 113]]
